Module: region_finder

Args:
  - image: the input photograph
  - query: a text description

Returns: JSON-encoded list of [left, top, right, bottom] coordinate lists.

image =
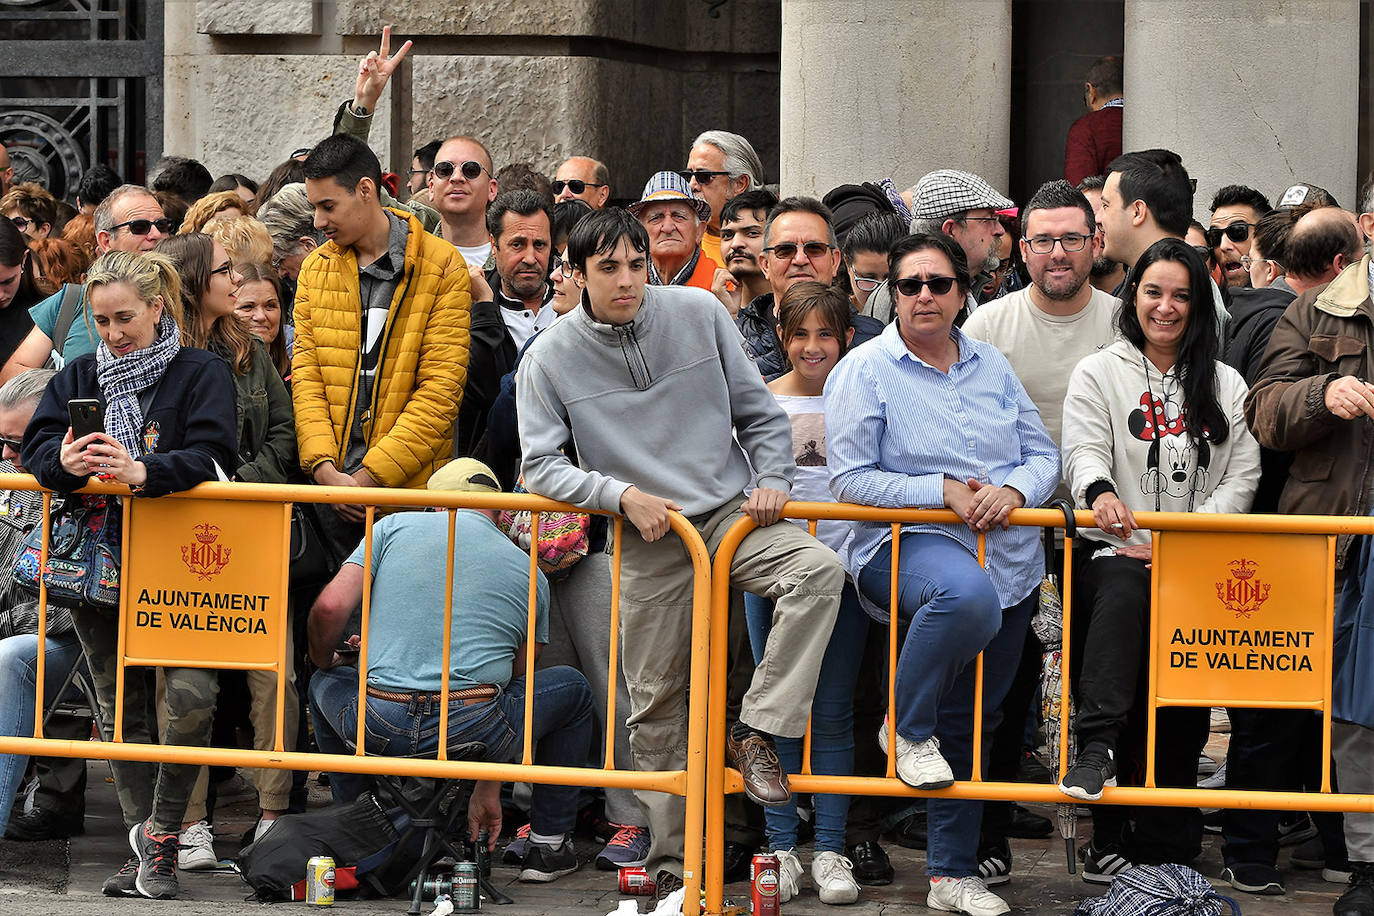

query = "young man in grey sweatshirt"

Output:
[[516, 208, 843, 893]]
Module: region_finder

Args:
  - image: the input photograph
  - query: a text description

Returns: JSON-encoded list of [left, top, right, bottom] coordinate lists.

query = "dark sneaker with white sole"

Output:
[[977, 839, 1012, 887], [1080, 840, 1132, 885], [1222, 862, 1284, 895], [130, 818, 179, 899], [518, 837, 579, 883], [1060, 742, 1116, 802], [101, 854, 140, 897]]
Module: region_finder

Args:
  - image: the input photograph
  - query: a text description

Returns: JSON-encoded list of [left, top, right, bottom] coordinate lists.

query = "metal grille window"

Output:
[[0, 0, 162, 199]]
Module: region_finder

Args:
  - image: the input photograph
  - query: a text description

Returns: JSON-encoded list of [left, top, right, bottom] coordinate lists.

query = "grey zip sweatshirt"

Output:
[[517, 284, 795, 516]]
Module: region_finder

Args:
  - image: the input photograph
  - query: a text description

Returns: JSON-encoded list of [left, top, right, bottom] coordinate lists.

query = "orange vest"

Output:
[[684, 249, 722, 291]]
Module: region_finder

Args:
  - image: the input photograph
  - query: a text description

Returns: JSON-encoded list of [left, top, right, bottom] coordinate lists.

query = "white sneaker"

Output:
[[927, 875, 1010, 916], [878, 722, 954, 790], [177, 820, 217, 871], [773, 848, 804, 903], [811, 850, 859, 905]]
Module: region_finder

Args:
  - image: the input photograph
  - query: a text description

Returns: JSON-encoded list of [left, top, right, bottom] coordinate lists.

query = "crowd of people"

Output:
[[2, 39, 1373, 916]]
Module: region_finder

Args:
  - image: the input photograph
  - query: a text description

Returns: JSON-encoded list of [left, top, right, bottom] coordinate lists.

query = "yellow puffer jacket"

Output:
[[291, 208, 471, 489]]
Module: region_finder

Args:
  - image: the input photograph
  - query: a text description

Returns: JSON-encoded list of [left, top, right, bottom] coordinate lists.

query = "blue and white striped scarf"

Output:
[[94, 312, 180, 456]]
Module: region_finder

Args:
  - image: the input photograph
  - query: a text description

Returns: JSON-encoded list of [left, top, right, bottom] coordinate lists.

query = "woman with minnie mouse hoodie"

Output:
[[1058, 238, 1259, 881]]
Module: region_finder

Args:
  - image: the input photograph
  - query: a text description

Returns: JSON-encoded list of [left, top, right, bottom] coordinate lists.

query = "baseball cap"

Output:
[[427, 458, 502, 493], [628, 170, 712, 222], [910, 169, 1015, 221]]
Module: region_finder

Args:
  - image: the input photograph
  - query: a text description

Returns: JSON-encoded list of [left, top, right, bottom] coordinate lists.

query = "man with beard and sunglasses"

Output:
[[1, 184, 171, 382], [1208, 185, 1273, 289]]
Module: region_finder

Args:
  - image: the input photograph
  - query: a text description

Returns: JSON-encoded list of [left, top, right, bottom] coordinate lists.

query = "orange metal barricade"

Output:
[[0, 474, 714, 915], [701, 501, 1374, 916]]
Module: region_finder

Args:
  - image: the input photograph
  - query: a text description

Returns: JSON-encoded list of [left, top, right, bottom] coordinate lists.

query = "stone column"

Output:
[[779, 0, 1013, 200], [1123, 0, 1360, 218]]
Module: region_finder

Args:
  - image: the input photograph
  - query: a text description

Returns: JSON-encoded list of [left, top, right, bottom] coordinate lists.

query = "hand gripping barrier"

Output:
[[701, 501, 1374, 916], [0, 474, 714, 915]]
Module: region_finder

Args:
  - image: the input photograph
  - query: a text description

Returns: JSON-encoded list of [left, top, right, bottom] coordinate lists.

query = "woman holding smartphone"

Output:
[[21, 248, 237, 901]]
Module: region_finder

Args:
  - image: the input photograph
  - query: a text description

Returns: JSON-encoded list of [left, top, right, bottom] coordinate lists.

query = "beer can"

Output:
[[452, 860, 481, 912], [306, 855, 336, 906], [750, 853, 780, 916], [618, 865, 657, 895]]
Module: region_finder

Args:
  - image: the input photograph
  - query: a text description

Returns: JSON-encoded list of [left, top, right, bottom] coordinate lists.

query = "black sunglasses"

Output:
[[894, 275, 958, 297], [552, 179, 606, 195], [762, 242, 833, 261], [431, 160, 489, 182], [109, 217, 175, 236], [0, 436, 21, 452], [676, 169, 730, 185], [1204, 222, 1253, 247]]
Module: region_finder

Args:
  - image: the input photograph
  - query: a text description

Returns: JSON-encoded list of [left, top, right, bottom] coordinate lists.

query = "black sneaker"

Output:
[[655, 869, 684, 904], [1336, 863, 1374, 916], [4, 806, 83, 841], [1222, 862, 1284, 895], [977, 838, 1012, 887], [1277, 810, 1318, 846], [101, 854, 140, 898], [518, 837, 579, 883], [1081, 840, 1133, 885], [1060, 743, 1116, 801], [129, 819, 179, 899]]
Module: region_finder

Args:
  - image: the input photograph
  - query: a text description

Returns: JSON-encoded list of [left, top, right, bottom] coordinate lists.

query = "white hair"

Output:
[[692, 130, 764, 188]]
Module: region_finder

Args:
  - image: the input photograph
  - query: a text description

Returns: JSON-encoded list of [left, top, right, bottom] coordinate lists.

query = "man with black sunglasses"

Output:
[[2, 184, 168, 383], [1208, 185, 1273, 289], [553, 157, 611, 209], [686, 130, 765, 268]]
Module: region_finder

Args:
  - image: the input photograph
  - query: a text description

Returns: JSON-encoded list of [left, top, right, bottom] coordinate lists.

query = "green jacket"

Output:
[[232, 339, 297, 484], [332, 102, 442, 234]]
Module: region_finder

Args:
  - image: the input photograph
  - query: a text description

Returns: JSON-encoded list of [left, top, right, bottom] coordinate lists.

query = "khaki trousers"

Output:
[[619, 501, 843, 878]]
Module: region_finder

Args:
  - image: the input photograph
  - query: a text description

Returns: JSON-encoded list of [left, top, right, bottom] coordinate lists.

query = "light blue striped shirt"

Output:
[[823, 323, 1061, 608]]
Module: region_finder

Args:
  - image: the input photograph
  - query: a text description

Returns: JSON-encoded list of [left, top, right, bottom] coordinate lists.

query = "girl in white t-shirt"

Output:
[[745, 281, 870, 905]]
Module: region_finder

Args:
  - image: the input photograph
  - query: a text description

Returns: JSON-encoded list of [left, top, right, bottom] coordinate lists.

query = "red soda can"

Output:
[[618, 866, 657, 895], [750, 853, 780, 915]]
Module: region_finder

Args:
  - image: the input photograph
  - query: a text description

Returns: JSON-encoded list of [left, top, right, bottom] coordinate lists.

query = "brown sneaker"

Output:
[[725, 725, 791, 807], [654, 869, 684, 904]]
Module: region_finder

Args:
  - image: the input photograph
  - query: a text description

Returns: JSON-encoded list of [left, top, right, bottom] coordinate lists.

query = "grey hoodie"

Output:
[[516, 284, 794, 517]]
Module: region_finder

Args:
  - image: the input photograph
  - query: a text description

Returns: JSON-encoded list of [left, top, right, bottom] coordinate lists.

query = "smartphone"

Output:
[[67, 399, 104, 440]]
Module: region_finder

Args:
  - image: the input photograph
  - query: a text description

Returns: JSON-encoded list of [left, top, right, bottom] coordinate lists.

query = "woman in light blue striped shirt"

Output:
[[824, 232, 1059, 915]]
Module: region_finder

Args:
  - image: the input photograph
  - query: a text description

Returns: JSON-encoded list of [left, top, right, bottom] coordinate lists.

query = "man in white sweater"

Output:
[[516, 207, 843, 899]]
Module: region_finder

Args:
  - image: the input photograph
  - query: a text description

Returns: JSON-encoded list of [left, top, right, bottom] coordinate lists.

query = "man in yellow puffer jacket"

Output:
[[293, 134, 471, 529]]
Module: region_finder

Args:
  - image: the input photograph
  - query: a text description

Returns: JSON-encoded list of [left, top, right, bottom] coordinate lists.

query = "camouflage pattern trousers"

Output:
[[70, 605, 219, 835]]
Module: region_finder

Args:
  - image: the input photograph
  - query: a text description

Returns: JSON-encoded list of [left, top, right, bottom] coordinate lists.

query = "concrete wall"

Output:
[[779, 0, 1013, 200], [1124, 0, 1360, 220], [164, 0, 781, 201]]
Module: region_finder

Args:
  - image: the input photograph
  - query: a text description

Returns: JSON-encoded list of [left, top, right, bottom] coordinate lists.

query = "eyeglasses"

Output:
[[1025, 233, 1090, 254], [0, 436, 21, 452], [8, 216, 30, 231], [431, 160, 490, 182], [762, 241, 833, 261], [209, 261, 235, 278], [1241, 255, 1283, 271], [407, 168, 429, 180], [676, 169, 730, 185], [1204, 222, 1254, 247], [109, 217, 175, 236], [1192, 245, 1212, 260], [961, 215, 1002, 225], [552, 179, 607, 195], [549, 253, 574, 278], [851, 275, 884, 292], [894, 275, 958, 297]]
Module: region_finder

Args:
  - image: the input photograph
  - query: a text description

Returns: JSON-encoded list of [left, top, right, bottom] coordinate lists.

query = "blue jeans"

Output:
[[0, 632, 84, 835], [858, 533, 1035, 877], [309, 664, 594, 836], [744, 583, 867, 852]]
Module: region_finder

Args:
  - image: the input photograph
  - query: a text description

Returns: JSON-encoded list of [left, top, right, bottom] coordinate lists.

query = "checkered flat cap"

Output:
[[627, 170, 713, 222], [911, 169, 1014, 220]]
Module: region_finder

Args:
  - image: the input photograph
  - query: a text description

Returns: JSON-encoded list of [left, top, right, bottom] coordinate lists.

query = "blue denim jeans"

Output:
[[309, 664, 594, 836], [858, 532, 1035, 877], [744, 583, 867, 852], [0, 632, 83, 835]]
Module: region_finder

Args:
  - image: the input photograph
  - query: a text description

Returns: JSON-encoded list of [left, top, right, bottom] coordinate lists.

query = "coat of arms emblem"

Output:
[[1215, 558, 1270, 618], [182, 523, 231, 581]]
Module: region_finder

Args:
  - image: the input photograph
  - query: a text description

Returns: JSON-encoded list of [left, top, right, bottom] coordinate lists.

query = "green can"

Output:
[[453, 860, 480, 912]]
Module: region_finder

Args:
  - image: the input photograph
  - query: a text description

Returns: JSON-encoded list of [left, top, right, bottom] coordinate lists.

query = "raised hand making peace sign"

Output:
[[352, 26, 412, 115]]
